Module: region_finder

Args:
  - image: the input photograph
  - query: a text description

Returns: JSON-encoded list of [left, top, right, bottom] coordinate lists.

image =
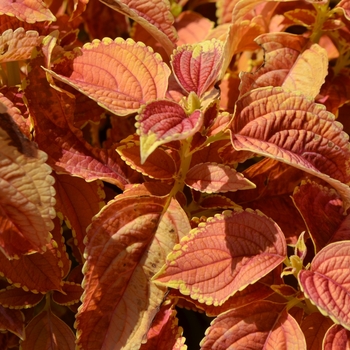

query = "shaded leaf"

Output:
[[299, 241, 350, 330], [154, 209, 286, 306], [0, 0, 55, 23], [100, 0, 177, 56], [239, 33, 328, 99], [230, 87, 350, 210], [52, 281, 83, 306], [200, 301, 306, 349], [324, 324, 350, 350], [0, 305, 24, 339], [300, 312, 333, 350], [185, 162, 255, 193], [75, 195, 185, 350], [137, 100, 203, 163], [0, 286, 43, 309], [46, 38, 170, 116], [0, 108, 55, 258], [0, 28, 43, 63], [21, 308, 75, 350], [171, 39, 224, 96]]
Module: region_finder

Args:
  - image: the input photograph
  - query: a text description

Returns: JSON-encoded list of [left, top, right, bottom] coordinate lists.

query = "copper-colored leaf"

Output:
[[239, 33, 328, 99], [171, 39, 223, 96], [100, 0, 177, 56], [46, 37, 170, 116], [300, 312, 333, 350], [75, 195, 186, 350], [137, 100, 203, 163], [0, 305, 24, 339], [299, 241, 350, 330], [201, 301, 306, 349], [0, 108, 55, 258], [231, 87, 350, 210], [323, 324, 350, 350], [21, 308, 75, 350], [0, 0, 56, 23], [52, 281, 83, 306], [154, 209, 286, 306], [185, 162, 255, 193], [0, 28, 43, 63], [0, 286, 43, 309]]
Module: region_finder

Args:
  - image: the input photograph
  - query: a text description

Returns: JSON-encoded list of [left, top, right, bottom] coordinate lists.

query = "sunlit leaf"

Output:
[[76, 195, 186, 350], [136, 100, 203, 163], [184, 162, 255, 193], [230, 87, 350, 210], [21, 308, 75, 350], [100, 0, 177, 56], [0, 305, 24, 339], [0, 0, 56, 23], [300, 312, 333, 350], [200, 301, 306, 349], [0, 28, 42, 63], [299, 241, 350, 330], [0, 107, 55, 258], [45, 37, 171, 116], [0, 286, 43, 309], [239, 33, 328, 99], [171, 39, 224, 96], [154, 209, 286, 306], [323, 324, 350, 350]]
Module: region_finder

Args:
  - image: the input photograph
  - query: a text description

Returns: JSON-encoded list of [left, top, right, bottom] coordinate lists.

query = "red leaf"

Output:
[[0, 305, 24, 339], [137, 100, 203, 163], [20, 308, 75, 350], [155, 209, 286, 306], [201, 301, 306, 349], [171, 39, 224, 96], [76, 195, 186, 350], [299, 241, 350, 330], [46, 38, 170, 116], [0, 286, 43, 309], [324, 324, 350, 350], [52, 282, 83, 306], [185, 162, 255, 193]]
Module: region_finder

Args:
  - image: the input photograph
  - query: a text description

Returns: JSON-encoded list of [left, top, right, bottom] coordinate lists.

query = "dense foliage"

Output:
[[1, 0, 350, 349]]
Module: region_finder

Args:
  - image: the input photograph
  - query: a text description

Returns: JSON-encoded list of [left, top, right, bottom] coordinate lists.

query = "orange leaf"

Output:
[[231, 87, 350, 210], [0, 0, 55, 23], [100, 0, 177, 56], [201, 301, 306, 349], [185, 162, 255, 193], [154, 209, 286, 306], [52, 281, 83, 306], [0, 107, 55, 258], [0, 28, 43, 63], [46, 37, 171, 116], [0, 305, 24, 339], [0, 286, 43, 309], [76, 195, 187, 350], [20, 308, 75, 350], [323, 324, 350, 350], [239, 33, 328, 99]]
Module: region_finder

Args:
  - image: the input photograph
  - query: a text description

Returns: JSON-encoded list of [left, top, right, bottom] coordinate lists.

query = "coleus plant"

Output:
[[1, 0, 350, 349]]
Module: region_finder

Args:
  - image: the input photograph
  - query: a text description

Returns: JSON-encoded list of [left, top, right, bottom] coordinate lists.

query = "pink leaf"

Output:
[[324, 324, 350, 350]]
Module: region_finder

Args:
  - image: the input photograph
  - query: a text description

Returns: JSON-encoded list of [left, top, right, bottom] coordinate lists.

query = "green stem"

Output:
[[310, 2, 330, 43]]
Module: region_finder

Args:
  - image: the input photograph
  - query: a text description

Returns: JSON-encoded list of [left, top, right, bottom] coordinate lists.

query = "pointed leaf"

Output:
[[185, 162, 255, 193], [137, 100, 203, 163], [0, 286, 43, 309], [20, 308, 75, 350], [0, 0, 56, 23], [300, 312, 333, 350], [231, 87, 350, 210], [117, 141, 177, 180], [100, 0, 177, 56], [299, 241, 350, 330], [52, 282, 83, 306], [171, 39, 224, 96], [0, 28, 43, 63], [201, 301, 306, 350], [46, 38, 170, 116], [154, 209, 286, 306], [76, 195, 185, 350], [0, 306, 24, 339], [239, 33, 328, 99], [0, 108, 55, 258], [324, 324, 350, 350]]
